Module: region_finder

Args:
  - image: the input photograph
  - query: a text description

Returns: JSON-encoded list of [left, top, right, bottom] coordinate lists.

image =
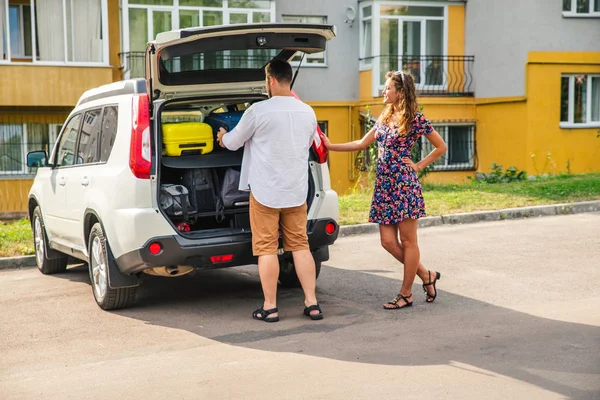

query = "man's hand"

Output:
[[217, 127, 227, 148]]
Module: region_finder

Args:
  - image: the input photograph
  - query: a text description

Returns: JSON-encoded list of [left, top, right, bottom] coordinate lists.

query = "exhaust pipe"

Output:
[[166, 266, 179, 275], [143, 265, 194, 277]]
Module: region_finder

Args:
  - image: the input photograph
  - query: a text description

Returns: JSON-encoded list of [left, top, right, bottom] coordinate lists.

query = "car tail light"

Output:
[[291, 90, 328, 164], [130, 94, 151, 179], [325, 222, 336, 235], [149, 242, 162, 255], [210, 254, 234, 264]]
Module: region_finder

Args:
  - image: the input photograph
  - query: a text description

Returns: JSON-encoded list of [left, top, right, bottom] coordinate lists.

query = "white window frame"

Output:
[[371, 1, 449, 98], [8, 4, 31, 59], [421, 124, 475, 171], [279, 15, 327, 68], [121, 0, 276, 78], [0, 122, 59, 176], [0, 0, 109, 66], [359, 3, 373, 71], [562, 0, 600, 17], [560, 74, 600, 128]]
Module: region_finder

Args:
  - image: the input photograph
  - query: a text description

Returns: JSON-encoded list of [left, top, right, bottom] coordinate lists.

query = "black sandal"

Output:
[[303, 304, 324, 320], [252, 306, 279, 323], [423, 271, 441, 303], [383, 293, 413, 310]]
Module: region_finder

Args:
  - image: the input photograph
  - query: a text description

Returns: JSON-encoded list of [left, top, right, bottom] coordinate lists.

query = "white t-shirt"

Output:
[[221, 95, 317, 208]]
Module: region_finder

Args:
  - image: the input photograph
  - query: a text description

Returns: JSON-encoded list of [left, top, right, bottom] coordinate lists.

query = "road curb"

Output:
[[339, 200, 600, 237], [2, 200, 599, 269], [0, 256, 36, 270]]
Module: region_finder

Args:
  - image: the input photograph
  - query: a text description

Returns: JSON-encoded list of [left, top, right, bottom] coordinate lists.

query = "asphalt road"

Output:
[[1, 213, 599, 400]]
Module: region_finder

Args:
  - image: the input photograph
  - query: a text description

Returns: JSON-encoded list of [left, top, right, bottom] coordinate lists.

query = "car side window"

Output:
[[99, 106, 119, 162], [55, 114, 82, 168], [76, 109, 102, 165]]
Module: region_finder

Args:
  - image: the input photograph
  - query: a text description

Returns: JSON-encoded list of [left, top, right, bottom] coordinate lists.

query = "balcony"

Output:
[[119, 51, 145, 80], [367, 55, 475, 97]]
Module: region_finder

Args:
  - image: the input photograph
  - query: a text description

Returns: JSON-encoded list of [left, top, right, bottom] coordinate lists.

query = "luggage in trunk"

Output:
[[162, 122, 214, 156], [204, 111, 244, 136]]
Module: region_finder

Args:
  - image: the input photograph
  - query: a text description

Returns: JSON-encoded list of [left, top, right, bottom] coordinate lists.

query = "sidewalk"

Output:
[[2, 200, 599, 270], [338, 199, 600, 236]]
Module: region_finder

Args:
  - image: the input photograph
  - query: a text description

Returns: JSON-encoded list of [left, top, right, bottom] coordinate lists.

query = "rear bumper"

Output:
[[115, 218, 339, 274]]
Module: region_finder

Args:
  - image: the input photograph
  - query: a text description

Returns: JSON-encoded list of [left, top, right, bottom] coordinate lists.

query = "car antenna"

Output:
[[290, 52, 305, 90]]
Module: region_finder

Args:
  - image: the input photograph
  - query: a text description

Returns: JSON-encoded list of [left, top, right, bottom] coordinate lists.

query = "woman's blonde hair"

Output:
[[379, 70, 419, 137]]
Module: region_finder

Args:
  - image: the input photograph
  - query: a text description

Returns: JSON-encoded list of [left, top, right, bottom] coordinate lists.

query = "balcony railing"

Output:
[[365, 55, 475, 97], [119, 50, 282, 79], [119, 51, 145, 80]]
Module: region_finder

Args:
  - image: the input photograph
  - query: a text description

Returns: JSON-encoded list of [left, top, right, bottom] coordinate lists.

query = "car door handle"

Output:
[[59, 177, 66, 187], [81, 177, 89, 187]]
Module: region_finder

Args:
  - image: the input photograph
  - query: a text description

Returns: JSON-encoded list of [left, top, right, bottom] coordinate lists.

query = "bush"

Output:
[[470, 163, 527, 184]]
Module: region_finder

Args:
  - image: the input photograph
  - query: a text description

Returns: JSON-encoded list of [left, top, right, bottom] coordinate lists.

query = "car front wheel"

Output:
[[32, 206, 68, 274], [88, 223, 136, 310]]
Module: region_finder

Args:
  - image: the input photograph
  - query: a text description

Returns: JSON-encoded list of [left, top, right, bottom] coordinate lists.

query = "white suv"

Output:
[[27, 23, 339, 310]]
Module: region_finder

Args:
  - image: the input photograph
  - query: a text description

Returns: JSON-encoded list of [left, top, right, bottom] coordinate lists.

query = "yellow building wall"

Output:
[[476, 99, 529, 175], [309, 104, 357, 194], [0, 65, 114, 107], [525, 52, 600, 175], [0, 179, 32, 214]]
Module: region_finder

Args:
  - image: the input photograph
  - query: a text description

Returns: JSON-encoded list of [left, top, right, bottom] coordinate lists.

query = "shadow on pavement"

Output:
[[57, 262, 600, 399]]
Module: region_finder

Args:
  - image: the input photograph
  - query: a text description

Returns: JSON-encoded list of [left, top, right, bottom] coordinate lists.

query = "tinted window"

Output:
[[76, 109, 102, 164], [99, 106, 118, 162], [55, 114, 81, 167]]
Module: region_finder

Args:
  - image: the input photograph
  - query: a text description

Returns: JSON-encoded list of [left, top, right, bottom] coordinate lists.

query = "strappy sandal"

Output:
[[252, 306, 279, 323], [383, 293, 413, 310], [423, 271, 441, 303], [303, 304, 324, 320]]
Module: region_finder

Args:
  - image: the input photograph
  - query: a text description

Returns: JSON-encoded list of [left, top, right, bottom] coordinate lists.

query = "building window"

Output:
[[378, 4, 445, 88], [359, 4, 373, 70], [0, 123, 58, 175], [124, 0, 275, 78], [561, 74, 600, 127], [419, 125, 475, 171], [0, 0, 107, 63], [562, 0, 600, 16], [282, 15, 327, 66]]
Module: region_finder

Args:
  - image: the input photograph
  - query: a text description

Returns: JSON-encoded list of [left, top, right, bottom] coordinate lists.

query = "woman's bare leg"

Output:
[[379, 224, 435, 296]]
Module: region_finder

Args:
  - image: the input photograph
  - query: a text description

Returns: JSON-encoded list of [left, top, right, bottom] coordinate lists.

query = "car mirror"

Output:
[[27, 151, 49, 168]]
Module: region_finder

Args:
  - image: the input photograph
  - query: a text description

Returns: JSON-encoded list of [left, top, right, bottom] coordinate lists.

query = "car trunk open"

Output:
[[148, 23, 335, 237]]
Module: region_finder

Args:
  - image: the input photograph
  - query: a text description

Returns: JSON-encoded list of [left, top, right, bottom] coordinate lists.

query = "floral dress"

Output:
[[368, 112, 434, 225]]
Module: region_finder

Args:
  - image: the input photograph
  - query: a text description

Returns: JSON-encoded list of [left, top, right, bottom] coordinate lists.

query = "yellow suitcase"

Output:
[[162, 122, 214, 156]]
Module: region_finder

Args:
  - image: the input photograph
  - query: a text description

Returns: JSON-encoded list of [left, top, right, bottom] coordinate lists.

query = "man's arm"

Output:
[[216, 108, 256, 151]]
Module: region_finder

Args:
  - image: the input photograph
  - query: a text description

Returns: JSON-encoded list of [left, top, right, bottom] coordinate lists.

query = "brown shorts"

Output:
[[249, 193, 309, 256]]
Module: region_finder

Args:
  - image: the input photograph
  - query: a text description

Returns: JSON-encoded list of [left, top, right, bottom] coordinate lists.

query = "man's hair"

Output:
[[265, 60, 293, 85]]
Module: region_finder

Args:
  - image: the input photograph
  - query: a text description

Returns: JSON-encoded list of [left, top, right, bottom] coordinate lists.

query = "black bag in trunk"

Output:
[[182, 169, 224, 220], [221, 167, 250, 208]]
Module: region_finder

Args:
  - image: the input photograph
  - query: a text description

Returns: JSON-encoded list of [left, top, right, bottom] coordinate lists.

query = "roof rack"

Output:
[[76, 79, 146, 107]]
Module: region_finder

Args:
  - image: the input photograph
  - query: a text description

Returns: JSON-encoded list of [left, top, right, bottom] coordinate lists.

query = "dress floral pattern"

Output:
[[368, 112, 434, 225]]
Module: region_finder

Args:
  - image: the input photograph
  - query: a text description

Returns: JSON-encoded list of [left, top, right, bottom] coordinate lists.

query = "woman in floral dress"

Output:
[[322, 70, 447, 310]]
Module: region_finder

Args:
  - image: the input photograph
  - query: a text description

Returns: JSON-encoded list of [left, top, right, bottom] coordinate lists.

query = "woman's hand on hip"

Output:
[[402, 157, 421, 172]]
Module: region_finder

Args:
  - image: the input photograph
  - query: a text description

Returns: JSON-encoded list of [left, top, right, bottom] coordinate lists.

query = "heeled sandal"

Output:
[[383, 293, 413, 310], [423, 271, 441, 303], [252, 306, 279, 322]]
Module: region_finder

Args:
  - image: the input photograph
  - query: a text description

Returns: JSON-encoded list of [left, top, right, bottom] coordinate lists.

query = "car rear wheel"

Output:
[[278, 256, 321, 288], [32, 206, 68, 274], [88, 223, 136, 310]]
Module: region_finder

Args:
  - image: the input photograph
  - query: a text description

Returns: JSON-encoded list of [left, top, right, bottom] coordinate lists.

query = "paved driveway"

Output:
[[1, 213, 599, 399]]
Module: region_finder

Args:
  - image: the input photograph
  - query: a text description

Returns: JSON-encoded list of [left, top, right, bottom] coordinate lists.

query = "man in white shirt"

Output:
[[216, 60, 323, 322]]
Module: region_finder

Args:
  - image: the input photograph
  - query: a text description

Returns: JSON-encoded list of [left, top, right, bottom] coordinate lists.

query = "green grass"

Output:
[[0, 219, 34, 258], [1, 174, 599, 257], [338, 173, 600, 225]]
